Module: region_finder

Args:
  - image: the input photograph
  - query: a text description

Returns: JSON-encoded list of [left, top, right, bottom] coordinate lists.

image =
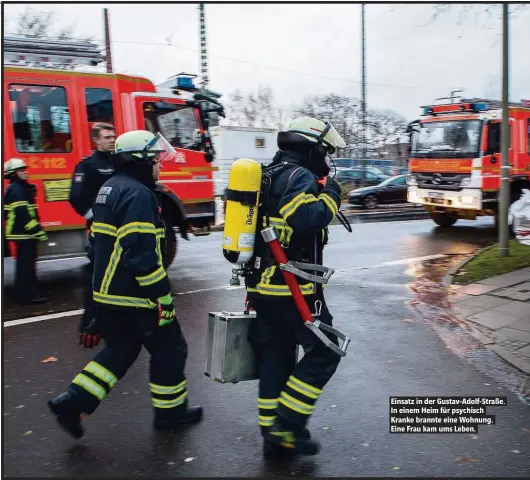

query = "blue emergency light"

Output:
[[177, 76, 195, 89], [423, 107, 433, 115], [470, 102, 487, 111]]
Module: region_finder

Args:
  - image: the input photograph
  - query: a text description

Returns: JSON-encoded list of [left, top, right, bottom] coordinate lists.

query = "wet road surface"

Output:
[[3, 218, 530, 477]]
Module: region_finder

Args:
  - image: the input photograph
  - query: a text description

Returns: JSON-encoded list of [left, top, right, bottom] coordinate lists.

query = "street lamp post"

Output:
[[499, 3, 510, 257]]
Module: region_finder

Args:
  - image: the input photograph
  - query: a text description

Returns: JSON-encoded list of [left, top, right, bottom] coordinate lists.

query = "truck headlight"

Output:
[[407, 174, 418, 186], [460, 177, 472, 187]]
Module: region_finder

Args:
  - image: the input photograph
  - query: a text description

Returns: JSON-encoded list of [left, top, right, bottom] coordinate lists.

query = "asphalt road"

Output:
[[3, 218, 530, 477]]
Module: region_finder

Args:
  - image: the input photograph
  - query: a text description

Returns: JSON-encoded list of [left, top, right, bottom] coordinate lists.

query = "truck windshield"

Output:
[[143, 102, 200, 150], [411, 120, 482, 158]]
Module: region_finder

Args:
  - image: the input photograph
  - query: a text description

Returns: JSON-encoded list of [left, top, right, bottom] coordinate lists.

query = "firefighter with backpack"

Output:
[[223, 117, 347, 455]]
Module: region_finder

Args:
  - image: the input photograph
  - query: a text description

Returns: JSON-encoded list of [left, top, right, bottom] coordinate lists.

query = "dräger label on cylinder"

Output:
[[246, 206, 255, 225]]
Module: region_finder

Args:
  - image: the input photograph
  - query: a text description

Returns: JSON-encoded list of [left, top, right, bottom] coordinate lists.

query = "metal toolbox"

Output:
[[205, 311, 259, 383]]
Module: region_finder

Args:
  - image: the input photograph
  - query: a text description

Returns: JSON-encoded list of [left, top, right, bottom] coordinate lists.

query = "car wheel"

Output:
[[363, 195, 378, 209]]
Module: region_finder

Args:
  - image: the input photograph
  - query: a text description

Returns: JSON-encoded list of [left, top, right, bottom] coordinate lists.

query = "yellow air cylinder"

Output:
[[222, 158, 262, 265]]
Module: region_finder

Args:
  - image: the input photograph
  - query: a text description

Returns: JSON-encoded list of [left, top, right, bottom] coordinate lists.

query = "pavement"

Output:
[[449, 268, 530, 376], [3, 218, 530, 477]]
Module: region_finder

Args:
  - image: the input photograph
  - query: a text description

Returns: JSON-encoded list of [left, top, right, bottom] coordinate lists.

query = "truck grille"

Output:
[[416, 173, 469, 191]]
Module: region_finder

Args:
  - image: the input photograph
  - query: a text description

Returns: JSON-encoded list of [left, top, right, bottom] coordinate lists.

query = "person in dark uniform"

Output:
[[69, 123, 116, 333], [3, 158, 48, 305], [246, 117, 346, 456], [48, 130, 202, 439]]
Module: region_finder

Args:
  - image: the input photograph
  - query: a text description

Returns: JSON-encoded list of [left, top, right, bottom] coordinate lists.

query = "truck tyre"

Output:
[[430, 211, 458, 227], [163, 218, 178, 269]]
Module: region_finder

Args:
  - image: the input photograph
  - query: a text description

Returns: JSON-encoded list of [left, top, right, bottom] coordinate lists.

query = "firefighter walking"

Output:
[[48, 130, 202, 439], [4, 158, 48, 305], [245, 117, 346, 455], [69, 122, 116, 333]]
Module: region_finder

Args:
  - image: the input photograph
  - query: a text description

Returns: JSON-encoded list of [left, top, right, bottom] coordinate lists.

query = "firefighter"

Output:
[[246, 117, 346, 456], [3, 158, 48, 305], [69, 122, 116, 333], [48, 130, 202, 439]]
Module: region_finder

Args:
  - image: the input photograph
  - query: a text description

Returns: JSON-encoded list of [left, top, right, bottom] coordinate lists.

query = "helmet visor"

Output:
[[145, 132, 177, 162], [322, 122, 346, 152]]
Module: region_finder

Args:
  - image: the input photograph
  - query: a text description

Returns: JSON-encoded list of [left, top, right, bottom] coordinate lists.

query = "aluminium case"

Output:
[[205, 311, 259, 383]]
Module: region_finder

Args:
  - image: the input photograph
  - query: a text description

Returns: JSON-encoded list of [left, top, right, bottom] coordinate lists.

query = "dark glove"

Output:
[[79, 318, 102, 348], [324, 176, 341, 195], [157, 293, 176, 327]]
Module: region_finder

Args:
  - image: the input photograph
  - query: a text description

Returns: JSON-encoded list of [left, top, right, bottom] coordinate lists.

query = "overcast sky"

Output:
[[4, 1, 530, 121]]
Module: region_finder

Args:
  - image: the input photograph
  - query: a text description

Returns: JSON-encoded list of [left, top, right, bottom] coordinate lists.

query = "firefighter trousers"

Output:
[[14, 240, 38, 304], [67, 308, 189, 422], [248, 294, 341, 430]]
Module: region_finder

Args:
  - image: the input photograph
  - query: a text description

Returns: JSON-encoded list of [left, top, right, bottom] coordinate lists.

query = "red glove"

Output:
[[79, 318, 102, 348]]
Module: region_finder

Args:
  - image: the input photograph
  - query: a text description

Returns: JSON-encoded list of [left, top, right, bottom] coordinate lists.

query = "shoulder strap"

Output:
[[260, 161, 298, 228]]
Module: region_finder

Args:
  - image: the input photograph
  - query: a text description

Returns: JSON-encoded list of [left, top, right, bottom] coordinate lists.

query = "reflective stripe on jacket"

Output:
[[90, 173, 170, 310], [245, 152, 341, 297]]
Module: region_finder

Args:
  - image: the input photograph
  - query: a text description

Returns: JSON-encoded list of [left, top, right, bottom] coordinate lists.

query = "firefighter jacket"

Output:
[[245, 150, 341, 298], [89, 171, 170, 311], [4, 177, 44, 241], [69, 151, 114, 222]]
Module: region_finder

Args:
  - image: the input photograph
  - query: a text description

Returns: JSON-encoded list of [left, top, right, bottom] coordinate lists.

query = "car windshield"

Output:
[[143, 102, 200, 150], [412, 120, 482, 158], [379, 175, 405, 187]]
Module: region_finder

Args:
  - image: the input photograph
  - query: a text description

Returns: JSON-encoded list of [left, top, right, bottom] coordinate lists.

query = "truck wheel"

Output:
[[363, 195, 379, 209], [163, 220, 178, 269], [431, 211, 458, 227]]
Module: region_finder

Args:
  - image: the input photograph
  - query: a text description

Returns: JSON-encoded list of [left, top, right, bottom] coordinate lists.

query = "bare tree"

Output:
[[223, 86, 281, 128], [295, 94, 360, 157], [365, 109, 409, 160], [11, 7, 94, 42]]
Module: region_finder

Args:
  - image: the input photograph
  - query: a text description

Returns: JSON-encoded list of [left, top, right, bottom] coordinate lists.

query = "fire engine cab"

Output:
[[407, 97, 530, 228], [3, 35, 225, 266]]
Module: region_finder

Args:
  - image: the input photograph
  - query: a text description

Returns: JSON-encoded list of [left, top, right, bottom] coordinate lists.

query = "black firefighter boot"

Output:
[[262, 425, 312, 457], [262, 417, 320, 456], [153, 404, 204, 430], [47, 391, 85, 439]]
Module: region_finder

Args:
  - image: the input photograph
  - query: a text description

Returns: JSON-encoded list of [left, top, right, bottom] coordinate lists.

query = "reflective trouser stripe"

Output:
[[149, 380, 186, 395], [258, 398, 279, 409], [279, 392, 314, 416], [286, 375, 322, 399], [258, 398, 279, 426], [152, 391, 187, 409], [259, 415, 276, 427], [85, 361, 118, 389], [72, 373, 107, 401]]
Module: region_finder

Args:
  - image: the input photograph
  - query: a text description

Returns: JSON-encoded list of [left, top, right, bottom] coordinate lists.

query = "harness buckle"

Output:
[[278, 261, 334, 284]]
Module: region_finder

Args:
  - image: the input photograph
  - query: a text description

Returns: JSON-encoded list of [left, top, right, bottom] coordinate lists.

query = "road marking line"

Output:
[[3, 285, 245, 327], [4, 309, 84, 328]]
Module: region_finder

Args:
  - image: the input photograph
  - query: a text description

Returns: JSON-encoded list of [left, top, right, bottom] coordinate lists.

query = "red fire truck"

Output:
[[3, 36, 225, 266], [407, 97, 530, 228]]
